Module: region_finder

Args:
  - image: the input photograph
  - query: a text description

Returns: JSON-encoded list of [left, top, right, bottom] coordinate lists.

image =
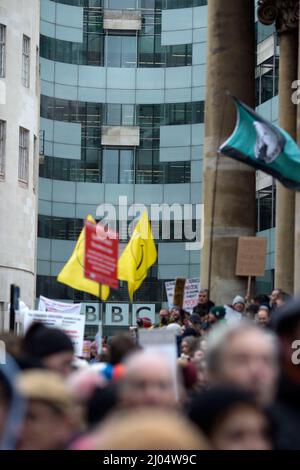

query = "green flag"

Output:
[[219, 97, 300, 190]]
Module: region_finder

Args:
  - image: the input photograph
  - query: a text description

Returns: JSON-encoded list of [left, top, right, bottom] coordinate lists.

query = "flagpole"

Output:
[[98, 282, 102, 356]]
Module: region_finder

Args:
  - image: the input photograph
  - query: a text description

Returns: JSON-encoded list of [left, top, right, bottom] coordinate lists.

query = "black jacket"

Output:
[[192, 301, 215, 317], [271, 374, 300, 450]]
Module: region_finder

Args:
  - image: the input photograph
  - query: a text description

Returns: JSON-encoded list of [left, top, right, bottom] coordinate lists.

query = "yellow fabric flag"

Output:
[[57, 215, 110, 301], [118, 210, 157, 301]]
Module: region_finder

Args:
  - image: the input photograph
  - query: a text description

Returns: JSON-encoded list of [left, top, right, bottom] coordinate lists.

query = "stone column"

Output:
[[295, 5, 300, 294], [258, 0, 298, 295], [200, 0, 256, 304]]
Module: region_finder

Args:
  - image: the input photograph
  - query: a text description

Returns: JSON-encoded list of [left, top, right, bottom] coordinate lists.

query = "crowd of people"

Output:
[[0, 287, 300, 450]]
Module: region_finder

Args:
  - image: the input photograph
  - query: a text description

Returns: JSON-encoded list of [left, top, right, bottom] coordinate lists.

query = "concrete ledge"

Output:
[[104, 9, 141, 30], [101, 125, 140, 146]]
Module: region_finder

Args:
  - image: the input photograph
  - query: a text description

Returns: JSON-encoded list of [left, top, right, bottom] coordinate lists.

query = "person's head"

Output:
[[22, 324, 74, 377], [159, 308, 170, 326], [270, 288, 282, 305], [189, 387, 273, 450], [198, 289, 209, 304], [232, 296, 245, 313], [245, 303, 259, 320], [181, 336, 199, 358], [193, 359, 208, 390], [206, 323, 279, 406], [170, 306, 181, 323], [17, 370, 75, 450], [137, 317, 152, 329], [256, 307, 270, 328], [271, 298, 300, 384], [90, 341, 98, 359], [90, 409, 209, 450], [275, 291, 291, 308], [208, 306, 226, 325], [108, 333, 139, 366], [189, 313, 202, 335], [119, 350, 177, 409]]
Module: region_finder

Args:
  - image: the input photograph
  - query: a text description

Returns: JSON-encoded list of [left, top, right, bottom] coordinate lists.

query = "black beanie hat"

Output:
[[23, 323, 74, 359]]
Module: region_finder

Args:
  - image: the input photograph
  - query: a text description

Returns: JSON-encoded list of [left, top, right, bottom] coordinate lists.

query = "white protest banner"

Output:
[[165, 278, 200, 312], [165, 281, 176, 308], [138, 329, 178, 398], [38, 296, 82, 315], [23, 310, 64, 332], [62, 314, 85, 357], [183, 278, 201, 311], [23, 310, 85, 357]]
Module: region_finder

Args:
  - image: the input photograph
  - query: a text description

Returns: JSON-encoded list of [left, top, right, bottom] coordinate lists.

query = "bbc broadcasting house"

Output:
[[0, 0, 278, 335]]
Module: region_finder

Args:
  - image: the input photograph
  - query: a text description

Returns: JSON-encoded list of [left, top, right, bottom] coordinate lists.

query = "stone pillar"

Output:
[[295, 6, 300, 294], [258, 0, 298, 295], [201, 0, 256, 304]]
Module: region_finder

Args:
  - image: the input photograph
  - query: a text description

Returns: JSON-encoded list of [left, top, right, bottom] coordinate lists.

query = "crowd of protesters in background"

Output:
[[0, 286, 300, 450]]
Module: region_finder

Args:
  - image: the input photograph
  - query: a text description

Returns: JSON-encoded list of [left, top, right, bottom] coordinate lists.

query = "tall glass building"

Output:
[[37, 0, 208, 330], [255, 19, 278, 294]]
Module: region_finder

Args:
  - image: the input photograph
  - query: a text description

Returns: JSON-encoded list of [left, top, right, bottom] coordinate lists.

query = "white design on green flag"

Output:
[[219, 97, 300, 191]]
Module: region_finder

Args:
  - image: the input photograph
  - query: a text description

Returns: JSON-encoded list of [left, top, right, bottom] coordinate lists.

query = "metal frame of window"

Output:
[[0, 24, 6, 78], [22, 35, 30, 88], [18, 127, 29, 184], [0, 120, 6, 178], [256, 32, 279, 106], [256, 183, 276, 232]]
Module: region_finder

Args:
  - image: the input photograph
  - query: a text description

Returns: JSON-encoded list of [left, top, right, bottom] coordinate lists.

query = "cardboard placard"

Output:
[[235, 237, 267, 277], [173, 278, 186, 308]]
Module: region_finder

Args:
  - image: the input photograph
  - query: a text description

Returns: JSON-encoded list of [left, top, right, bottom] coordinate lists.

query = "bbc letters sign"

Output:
[[81, 303, 156, 327], [106, 303, 129, 326], [81, 303, 101, 326], [132, 304, 156, 325]]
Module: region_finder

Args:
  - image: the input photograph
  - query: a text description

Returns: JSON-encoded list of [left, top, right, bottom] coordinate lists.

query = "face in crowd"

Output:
[[208, 404, 272, 451], [16, 371, 75, 450], [170, 307, 181, 323], [207, 325, 279, 406], [198, 290, 208, 304], [119, 351, 177, 409], [159, 309, 170, 326], [256, 308, 270, 328]]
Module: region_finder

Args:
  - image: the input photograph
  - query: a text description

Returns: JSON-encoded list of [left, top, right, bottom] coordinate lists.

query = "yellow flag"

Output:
[[57, 215, 110, 301], [118, 210, 157, 301]]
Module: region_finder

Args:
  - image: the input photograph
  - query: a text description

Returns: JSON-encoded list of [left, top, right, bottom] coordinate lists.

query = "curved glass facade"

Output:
[[38, 0, 207, 311]]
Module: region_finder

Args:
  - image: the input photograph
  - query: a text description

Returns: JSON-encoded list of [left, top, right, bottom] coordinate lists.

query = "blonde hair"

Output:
[[94, 408, 210, 450]]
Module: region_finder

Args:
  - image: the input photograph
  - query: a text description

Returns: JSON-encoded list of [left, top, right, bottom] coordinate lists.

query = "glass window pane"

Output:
[[106, 36, 122, 67], [106, 104, 121, 125], [122, 36, 137, 68], [102, 149, 119, 183], [122, 104, 135, 125], [120, 149, 134, 183]]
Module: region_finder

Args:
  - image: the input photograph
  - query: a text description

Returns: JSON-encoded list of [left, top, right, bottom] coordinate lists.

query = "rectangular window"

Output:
[[0, 120, 6, 178], [102, 148, 134, 183], [33, 135, 38, 192], [106, 35, 137, 68], [36, 46, 40, 95], [0, 25, 6, 78], [19, 127, 29, 183], [22, 35, 30, 88]]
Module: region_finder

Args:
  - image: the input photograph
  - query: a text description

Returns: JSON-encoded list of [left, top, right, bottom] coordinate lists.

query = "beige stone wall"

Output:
[[0, 0, 40, 326]]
